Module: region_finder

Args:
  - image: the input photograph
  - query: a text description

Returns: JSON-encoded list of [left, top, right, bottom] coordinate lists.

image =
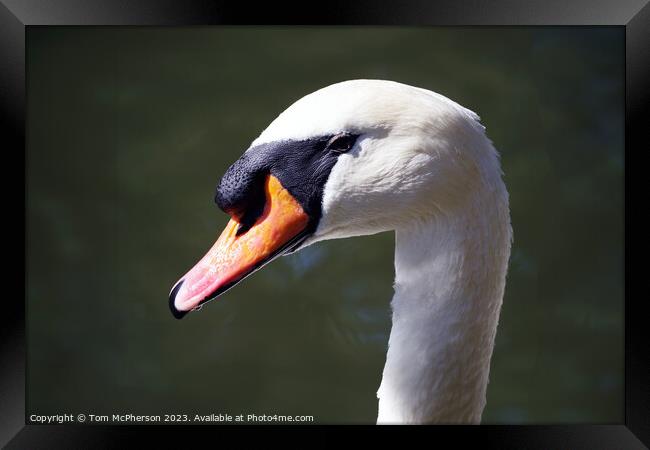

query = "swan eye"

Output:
[[326, 133, 357, 153]]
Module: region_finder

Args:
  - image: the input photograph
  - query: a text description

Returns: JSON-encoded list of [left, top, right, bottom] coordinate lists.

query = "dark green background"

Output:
[[27, 27, 624, 423]]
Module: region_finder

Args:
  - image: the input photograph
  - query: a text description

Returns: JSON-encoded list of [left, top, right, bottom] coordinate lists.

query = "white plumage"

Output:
[[255, 80, 512, 424]]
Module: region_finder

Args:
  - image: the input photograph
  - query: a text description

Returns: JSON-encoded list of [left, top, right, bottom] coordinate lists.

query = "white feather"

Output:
[[255, 79, 512, 424]]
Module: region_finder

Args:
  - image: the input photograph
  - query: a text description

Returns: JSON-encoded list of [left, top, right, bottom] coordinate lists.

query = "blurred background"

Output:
[[27, 27, 623, 423]]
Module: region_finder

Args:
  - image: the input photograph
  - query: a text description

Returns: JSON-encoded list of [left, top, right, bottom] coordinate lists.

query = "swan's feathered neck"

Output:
[[377, 175, 511, 424]]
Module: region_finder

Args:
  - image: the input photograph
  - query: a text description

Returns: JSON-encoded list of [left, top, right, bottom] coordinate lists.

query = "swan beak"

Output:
[[169, 175, 310, 319]]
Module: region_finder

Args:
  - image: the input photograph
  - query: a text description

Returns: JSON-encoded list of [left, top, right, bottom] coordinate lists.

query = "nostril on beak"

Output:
[[235, 222, 248, 236], [169, 279, 188, 320], [235, 198, 267, 236]]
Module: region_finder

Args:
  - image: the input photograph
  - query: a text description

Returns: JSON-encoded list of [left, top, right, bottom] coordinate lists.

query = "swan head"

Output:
[[170, 79, 502, 318]]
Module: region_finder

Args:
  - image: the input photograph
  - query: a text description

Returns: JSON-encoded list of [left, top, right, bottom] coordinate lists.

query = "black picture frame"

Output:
[[2, 0, 646, 447]]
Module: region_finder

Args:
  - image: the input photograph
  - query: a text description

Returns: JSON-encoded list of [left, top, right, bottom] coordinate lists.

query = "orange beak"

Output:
[[169, 174, 309, 318]]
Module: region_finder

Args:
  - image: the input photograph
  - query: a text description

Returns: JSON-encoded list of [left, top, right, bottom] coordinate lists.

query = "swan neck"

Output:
[[377, 195, 510, 424]]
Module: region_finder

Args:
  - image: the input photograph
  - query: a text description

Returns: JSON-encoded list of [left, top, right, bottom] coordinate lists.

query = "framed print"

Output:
[[2, 0, 646, 447]]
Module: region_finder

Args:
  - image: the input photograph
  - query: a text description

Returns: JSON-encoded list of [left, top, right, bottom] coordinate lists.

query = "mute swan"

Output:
[[169, 79, 512, 424]]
